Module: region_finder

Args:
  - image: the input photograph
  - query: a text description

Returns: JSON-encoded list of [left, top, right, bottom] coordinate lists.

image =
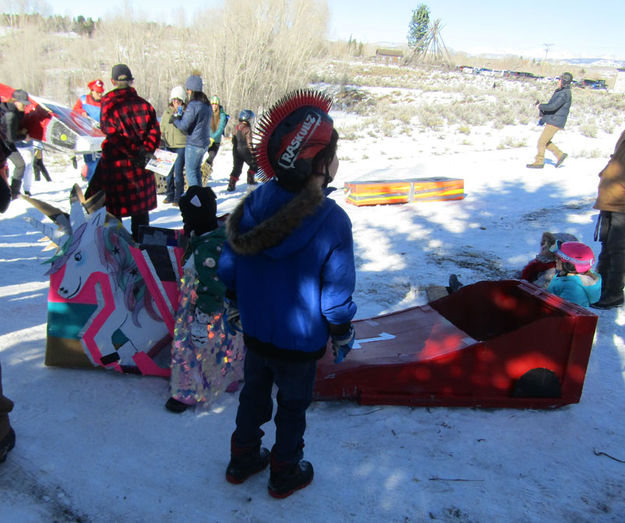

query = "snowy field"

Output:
[[1, 86, 625, 521]]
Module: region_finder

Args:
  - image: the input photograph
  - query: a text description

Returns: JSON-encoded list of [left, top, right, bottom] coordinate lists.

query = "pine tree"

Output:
[[407, 4, 430, 51]]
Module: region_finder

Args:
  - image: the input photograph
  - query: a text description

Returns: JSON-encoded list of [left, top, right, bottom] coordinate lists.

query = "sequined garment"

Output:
[[169, 267, 245, 406]]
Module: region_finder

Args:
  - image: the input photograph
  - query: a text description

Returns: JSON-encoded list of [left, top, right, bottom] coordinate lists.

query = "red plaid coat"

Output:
[[86, 87, 160, 217]]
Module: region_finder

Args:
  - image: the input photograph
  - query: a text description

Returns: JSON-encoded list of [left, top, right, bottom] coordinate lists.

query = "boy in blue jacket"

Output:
[[218, 90, 357, 498]]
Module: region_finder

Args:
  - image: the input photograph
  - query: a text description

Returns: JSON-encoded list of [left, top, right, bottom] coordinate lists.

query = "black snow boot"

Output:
[[226, 436, 270, 484], [0, 428, 15, 463], [592, 249, 625, 310], [9, 178, 21, 200], [268, 458, 314, 499]]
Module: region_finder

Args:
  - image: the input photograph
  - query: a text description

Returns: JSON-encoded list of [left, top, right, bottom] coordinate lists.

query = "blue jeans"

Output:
[[233, 349, 317, 464], [184, 144, 205, 188], [165, 147, 185, 202], [84, 153, 100, 182]]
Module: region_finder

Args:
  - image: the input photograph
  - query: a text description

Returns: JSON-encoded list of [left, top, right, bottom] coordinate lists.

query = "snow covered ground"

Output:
[[1, 110, 624, 522]]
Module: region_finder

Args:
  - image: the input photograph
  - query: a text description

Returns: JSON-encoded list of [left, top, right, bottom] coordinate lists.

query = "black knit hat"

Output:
[[179, 186, 218, 236]]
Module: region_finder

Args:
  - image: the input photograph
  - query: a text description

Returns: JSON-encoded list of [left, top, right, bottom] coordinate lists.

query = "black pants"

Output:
[[205, 141, 221, 166], [130, 212, 149, 243], [229, 137, 257, 185], [232, 349, 316, 465], [596, 211, 625, 301]]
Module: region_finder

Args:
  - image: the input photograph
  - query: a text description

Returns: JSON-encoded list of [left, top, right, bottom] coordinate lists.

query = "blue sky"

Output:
[[44, 0, 625, 59]]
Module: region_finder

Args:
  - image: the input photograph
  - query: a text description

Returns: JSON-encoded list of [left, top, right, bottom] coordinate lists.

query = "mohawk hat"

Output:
[[254, 89, 334, 191], [88, 79, 104, 93]]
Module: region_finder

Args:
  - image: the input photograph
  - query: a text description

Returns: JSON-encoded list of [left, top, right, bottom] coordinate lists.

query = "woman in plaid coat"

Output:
[[86, 64, 161, 242]]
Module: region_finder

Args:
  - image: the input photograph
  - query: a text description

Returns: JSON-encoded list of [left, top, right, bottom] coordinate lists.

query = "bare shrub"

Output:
[[580, 122, 598, 138], [0, 0, 328, 117]]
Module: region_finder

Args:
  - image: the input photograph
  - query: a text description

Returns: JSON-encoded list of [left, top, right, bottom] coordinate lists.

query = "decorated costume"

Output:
[[167, 186, 244, 412]]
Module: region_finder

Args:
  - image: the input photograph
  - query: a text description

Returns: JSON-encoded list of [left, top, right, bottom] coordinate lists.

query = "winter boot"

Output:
[[9, 178, 21, 200], [555, 153, 568, 168], [201, 162, 212, 184], [226, 177, 237, 192], [268, 457, 314, 499], [446, 274, 463, 294], [165, 397, 189, 413], [592, 250, 625, 309], [226, 435, 270, 484], [0, 428, 15, 463], [526, 162, 544, 169], [247, 170, 257, 186]]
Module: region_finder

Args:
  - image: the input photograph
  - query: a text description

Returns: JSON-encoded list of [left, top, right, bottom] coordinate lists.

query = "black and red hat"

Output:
[[254, 89, 334, 191]]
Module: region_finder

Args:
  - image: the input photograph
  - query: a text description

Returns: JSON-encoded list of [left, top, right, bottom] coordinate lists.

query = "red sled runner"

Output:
[[314, 280, 597, 409]]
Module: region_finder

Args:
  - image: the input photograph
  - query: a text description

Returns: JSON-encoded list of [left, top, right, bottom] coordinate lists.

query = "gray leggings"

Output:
[[8, 150, 25, 182]]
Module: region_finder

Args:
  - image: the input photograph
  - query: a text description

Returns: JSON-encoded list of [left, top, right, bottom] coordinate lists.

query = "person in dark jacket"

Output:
[[85, 64, 161, 242], [227, 109, 257, 192], [0, 88, 31, 199], [591, 129, 625, 309], [0, 362, 15, 463], [218, 90, 357, 498], [527, 72, 572, 169], [173, 75, 212, 188]]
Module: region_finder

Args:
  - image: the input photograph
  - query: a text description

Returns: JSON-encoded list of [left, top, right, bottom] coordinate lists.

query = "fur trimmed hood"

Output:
[[225, 179, 328, 257]]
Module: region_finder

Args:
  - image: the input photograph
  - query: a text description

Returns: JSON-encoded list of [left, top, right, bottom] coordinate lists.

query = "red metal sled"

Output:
[[314, 280, 598, 408], [344, 177, 464, 206]]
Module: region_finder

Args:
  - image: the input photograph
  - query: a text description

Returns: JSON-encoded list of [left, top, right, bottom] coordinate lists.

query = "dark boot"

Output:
[[247, 170, 257, 186], [226, 435, 270, 484], [268, 455, 314, 499], [9, 179, 21, 200], [592, 249, 625, 309], [227, 177, 237, 192], [0, 428, 15, 463]]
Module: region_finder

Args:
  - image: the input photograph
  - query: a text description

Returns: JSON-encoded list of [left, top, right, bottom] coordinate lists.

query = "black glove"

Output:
[[132, 149, 154, 168]]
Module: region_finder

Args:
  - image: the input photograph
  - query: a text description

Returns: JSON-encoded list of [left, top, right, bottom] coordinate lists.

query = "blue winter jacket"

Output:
[[174, 100, 213, 148], [547, 272, 601, 307], [539, 85, 571, 129], [217, 179, 357, 360]]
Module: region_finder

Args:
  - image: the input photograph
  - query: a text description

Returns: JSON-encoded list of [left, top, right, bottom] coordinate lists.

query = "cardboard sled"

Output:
[[344, 177, 464, 206], [314, 280, 597, 408], [44, 214, 185, 377], [0, 83, 104, 154]]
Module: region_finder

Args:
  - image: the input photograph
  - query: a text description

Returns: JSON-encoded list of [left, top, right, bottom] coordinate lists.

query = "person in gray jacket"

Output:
[[527, 72, 572, 169]]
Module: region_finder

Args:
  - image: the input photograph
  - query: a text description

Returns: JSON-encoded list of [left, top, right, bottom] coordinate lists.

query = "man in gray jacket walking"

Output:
[[527, 72, 573, 169]]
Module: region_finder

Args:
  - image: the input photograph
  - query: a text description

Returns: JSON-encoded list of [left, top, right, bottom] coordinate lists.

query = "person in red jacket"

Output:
[[73, 79, 104, 121], [73, 79, 104, 181], [85, 64, 160, 242]]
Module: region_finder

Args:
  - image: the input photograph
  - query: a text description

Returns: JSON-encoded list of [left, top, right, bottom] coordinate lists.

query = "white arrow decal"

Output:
[[352, 331, 396, 349]]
